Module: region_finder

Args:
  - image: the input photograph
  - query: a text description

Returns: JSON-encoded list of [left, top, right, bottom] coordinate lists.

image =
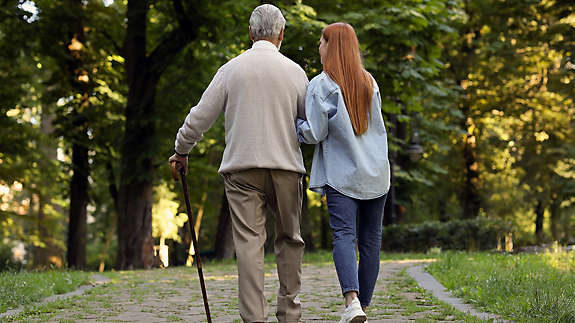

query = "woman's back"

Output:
[[298, 71, 390, 199]]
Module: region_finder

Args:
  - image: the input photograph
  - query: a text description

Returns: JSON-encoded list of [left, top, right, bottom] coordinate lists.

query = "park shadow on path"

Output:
[[3, 259, 498, 322]]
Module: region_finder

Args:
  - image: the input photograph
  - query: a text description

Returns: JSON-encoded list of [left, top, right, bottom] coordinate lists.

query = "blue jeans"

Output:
[[325, 186, 387, 307]]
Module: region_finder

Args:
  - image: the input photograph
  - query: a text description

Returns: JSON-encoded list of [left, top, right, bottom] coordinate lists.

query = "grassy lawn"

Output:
[[427, 250, 575, 323], [0, 270, 90, 314]]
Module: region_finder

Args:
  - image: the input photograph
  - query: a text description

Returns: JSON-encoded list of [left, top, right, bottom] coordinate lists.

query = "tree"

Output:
[[34, 0, 126, 268], [444, 0, 575, 241], [0, 0, 67, 269], [117, 0, 230, 269]]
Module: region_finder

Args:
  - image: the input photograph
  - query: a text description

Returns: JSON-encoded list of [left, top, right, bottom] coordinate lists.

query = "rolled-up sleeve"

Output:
[[175, 68, 227, 154], [297, 90, 329, 145]]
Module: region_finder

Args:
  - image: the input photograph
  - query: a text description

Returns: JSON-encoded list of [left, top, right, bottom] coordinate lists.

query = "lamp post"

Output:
[[384, 116, 425, 226], [407, 130, 424, 162]]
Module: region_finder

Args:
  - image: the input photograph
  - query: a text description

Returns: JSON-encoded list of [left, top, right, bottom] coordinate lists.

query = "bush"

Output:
[[86, 237, 117, 271], [381, 217, 512, 252], [0, 242, 23, 272]]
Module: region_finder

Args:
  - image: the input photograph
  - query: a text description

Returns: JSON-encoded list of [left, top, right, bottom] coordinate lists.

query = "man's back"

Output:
[[219, 40, 308, 174], [173, 40, 308, 174], [170, 5, 308, 322]]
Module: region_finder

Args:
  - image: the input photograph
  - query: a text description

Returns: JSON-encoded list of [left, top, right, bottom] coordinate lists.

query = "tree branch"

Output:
[[146, 0, 202, 79], [105, 146, 120, 216], [172, 0, 193, 31], [147, 29, 193, 79]]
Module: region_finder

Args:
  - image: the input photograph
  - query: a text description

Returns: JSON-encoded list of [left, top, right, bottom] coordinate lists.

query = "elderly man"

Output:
[[169, 4, 308, 323]]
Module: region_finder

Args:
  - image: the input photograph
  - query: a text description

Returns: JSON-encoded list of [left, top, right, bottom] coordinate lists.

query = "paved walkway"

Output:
[[2, 259, 496, 322]]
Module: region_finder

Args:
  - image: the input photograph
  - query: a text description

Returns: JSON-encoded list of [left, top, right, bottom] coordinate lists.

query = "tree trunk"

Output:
[[33, 107, 63, 268], [116, 0, 156, 269], [563, 204, 571, 243], [395, 108, 408, 224], [535, 200, 545, 242], [116, 73, 157, 269], [383, 162, 396, 226], [214, 192, 234, 259], [32, 194, 45, 267], [450, 7, 481, 219], [93, 155, 119, 271], [116, 0, 200, 269], [117, 180, 155, 269], [549, 198, 561, 242], [67, 140, 89, 269], [383, 108, 409, 225], [116, 127, 156, 269], [61, 0, 92, 270], [383, 113, 398, 226], [106, 150, 120, 216], [461, 116, 480, 218]]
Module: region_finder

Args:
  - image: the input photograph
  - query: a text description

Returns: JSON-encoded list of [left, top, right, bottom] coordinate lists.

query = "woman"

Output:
[[297, 22, 390, 323]]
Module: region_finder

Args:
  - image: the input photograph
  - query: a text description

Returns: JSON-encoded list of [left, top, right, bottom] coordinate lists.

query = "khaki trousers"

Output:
[[223, 169, 305, 323]]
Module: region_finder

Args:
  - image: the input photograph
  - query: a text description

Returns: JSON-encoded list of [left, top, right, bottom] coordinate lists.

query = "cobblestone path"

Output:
[[4, 259, 480, 322]]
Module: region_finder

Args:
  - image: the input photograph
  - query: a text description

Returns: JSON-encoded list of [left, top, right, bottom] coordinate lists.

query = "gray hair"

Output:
[[249, 4, 286, 40]]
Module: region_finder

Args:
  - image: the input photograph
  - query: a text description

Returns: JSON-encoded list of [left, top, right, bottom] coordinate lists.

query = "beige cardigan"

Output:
[[174, 40, 309, 174]]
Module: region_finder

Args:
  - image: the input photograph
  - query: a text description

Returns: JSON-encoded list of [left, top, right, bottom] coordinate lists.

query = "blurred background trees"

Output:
[[0, 0, 573, 270]]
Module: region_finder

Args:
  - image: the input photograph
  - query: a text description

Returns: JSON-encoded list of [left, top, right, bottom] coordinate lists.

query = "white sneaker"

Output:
[[338, 297, 367, 323]]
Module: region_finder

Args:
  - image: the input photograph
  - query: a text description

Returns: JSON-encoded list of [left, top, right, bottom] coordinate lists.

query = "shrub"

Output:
[[381, 217, 512, 252], [0, 242, 23, 272]]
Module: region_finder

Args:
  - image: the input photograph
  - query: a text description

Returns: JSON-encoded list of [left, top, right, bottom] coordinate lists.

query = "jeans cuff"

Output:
[[341, 286, 359, 296]]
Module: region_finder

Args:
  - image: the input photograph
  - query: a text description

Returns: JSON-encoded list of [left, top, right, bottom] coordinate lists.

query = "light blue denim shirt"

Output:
[[297, 72, 391, 200]]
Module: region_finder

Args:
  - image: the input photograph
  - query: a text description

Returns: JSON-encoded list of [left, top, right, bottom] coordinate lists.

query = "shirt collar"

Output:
[[252, 40, 279, 51]]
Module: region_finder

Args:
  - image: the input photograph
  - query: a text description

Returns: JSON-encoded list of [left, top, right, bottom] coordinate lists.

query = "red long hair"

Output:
[[322, 23, 373, 135]]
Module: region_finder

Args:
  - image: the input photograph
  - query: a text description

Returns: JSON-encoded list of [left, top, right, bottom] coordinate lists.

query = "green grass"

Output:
[[369, 268, 482, 322], [427, 250, 575, 323], [0, 270, 90, 314]]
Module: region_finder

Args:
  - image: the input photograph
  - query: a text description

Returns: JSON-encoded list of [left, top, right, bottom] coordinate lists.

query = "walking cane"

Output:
[[172, 163, 212, 323]]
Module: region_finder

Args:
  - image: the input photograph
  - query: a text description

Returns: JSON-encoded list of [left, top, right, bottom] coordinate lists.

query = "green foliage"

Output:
[[428, 251, 575, 322], [441, 0, 575, 235], [382, 217, 512, 252], [1, 0, 575, 269]]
